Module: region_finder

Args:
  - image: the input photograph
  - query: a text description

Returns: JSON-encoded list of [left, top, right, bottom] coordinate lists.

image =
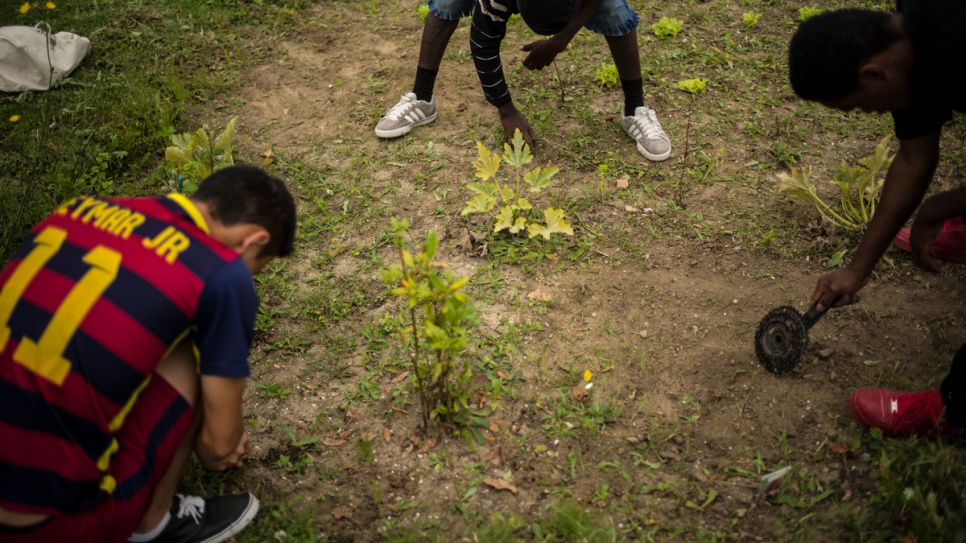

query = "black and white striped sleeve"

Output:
[[471, 0, 512, 108]]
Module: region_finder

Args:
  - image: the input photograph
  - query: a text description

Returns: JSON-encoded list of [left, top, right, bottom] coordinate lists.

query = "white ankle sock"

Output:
[[127, 512, 171, 542]]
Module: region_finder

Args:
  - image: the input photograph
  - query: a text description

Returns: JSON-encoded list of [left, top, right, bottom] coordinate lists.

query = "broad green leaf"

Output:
[[213, 117, 237, 151], [473, 142, 502, 181], [461, 193, 496, 215], [524, 167, 558, 192], [466, 181, 499, 196], [516, 197, 532, 211], [494, 206, 516, 232], [165, 147, 190, 166], [509, 217, 527, 234], [527, 207, 574, 239], [424, 231, 438, 259], [775, 167, 821, 206], [503, 129, 533, 167]]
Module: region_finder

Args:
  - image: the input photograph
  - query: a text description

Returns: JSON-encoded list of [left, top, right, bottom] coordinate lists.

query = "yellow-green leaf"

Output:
[[461, 193, 497, 216], [528, 207, 574, 239], [213, 117, 237, 151], [516, 197, 532, 211], [500, 185, 515, 204], [466, 181, 499, 196], [165, 146, 190, 166], [494, 206, 516, 232], [473, 142, 502, 181], [509, 216, 527, 234], [503, 129, 533, 167], [524, 166, 558, 192]]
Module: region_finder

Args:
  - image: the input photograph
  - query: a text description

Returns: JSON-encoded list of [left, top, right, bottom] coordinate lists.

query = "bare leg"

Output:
[[133, 340, 200, 534], [418, 13, 460, 70], [604, 30, 642, 80]]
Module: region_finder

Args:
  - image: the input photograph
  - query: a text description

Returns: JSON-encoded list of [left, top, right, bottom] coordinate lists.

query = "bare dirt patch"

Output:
[[212, 2, 966, 541]]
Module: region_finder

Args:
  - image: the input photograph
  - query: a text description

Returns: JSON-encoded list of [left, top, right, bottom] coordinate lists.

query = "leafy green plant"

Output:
[[256, 380, 291, 400], [164, 117, 237, 195], [799, 7, 823, 21], [594, 63, 619, 88], [676, 78, 708, 94], [460, 129, 573, 240], [776, 135, 895, 231], [381, 219, 486, 438], [742, 12, 762, 27], [416, 4, 429, 22], [651, 16, 683, 39]]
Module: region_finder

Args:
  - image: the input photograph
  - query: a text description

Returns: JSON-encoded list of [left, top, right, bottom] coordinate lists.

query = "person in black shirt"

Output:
[[470, 0, 671, 161], [788, 0, 966, 437]]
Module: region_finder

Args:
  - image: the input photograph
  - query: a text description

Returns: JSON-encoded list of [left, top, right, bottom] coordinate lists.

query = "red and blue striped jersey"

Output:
[[0, 194, 257, 515]]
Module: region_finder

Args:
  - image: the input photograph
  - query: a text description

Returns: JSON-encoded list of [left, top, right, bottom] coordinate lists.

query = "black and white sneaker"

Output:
[[155, 493, 260, 543]]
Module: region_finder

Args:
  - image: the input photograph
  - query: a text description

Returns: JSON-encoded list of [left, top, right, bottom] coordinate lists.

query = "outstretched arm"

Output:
[[811, 131, 940, 310], [520, 0, 605, 70]]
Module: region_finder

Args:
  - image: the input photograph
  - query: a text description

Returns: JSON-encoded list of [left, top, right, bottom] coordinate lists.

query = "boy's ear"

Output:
[[239, 228, 270, 254], [858, 63, 887, 83]]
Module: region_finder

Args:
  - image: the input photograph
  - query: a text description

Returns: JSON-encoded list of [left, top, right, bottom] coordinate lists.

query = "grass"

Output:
[[5, 0, 966, 541]]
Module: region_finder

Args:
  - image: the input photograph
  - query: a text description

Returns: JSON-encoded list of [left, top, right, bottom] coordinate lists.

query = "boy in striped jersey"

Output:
[[0, 166, 296, 543]]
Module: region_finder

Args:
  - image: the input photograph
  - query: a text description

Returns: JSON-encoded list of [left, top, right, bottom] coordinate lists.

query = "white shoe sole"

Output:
[[198, 494, 260, 543], [374, 113, 438, 139], [636, 141, 671, 162]]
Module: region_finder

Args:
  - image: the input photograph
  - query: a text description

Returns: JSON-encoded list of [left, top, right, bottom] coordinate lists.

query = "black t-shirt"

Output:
[[892, 0, 966, 140]]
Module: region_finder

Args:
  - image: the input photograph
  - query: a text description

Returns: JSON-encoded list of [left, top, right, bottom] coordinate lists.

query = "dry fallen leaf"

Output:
[[572, 384, 589, 402], [830, 443, 856, 455], [390, 371, 410, 384], [391, 406, 408, 414], [527, 288, 552, 302], [497, 370, 509, 379], [331, 506, 350, 520], [383, 427, 392, 442], [483, 477, 518, 494], [482, 448, 500, 462], [323, 438, 346, 447], [616, 178, 629, 189], [260, 148, 276, 167]]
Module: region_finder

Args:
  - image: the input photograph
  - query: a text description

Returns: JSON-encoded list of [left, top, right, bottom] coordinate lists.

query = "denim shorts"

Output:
[[428, 0, 639, 36]]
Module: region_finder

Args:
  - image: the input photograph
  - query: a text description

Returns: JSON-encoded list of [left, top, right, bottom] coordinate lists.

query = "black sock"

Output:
[[620, 78, 645, 116], [412, 67, 439, 102]]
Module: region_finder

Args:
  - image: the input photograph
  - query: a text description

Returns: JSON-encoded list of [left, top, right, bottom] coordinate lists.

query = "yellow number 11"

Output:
[[0, 227, 122, 386]]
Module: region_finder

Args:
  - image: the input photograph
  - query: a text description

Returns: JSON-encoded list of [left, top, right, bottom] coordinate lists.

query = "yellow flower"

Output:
[[20, 2, 30, 13], [9, 115, 20, 123], [46, 1, 55, 9], [583, 370, 592, 382]]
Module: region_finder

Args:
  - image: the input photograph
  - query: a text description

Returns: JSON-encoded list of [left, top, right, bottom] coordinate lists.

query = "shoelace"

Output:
[[383, 94, 417, 122], [175, 495, 206, 525], [634, 109, 668, 142]]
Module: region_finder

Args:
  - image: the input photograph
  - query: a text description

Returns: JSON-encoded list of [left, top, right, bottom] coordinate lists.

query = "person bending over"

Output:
[[788, 0, 965, 437], [0, 165, 297, 543], [470, 0, 671, 161]]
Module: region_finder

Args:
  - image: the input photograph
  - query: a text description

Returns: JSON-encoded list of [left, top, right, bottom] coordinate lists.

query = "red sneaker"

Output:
[[894, 217, 966, 263], [849, 388, 965, 437]]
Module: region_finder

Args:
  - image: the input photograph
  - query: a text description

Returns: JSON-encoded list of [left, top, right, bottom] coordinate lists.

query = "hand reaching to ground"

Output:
[[520, 39, 564, 70], [498, 105, 536, 150]]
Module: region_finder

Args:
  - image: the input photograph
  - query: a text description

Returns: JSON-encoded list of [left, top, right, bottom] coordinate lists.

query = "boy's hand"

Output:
[[811, 267, 867, 311], [498, 105, 536, 150], [521, 38, 565, 70]]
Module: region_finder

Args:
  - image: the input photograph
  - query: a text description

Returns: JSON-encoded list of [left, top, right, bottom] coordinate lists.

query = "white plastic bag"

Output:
[[0, 24, 90, 92]]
